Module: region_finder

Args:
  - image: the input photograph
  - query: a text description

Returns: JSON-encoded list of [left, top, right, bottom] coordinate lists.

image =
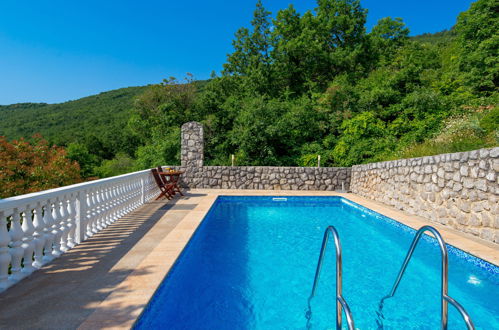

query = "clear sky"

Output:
[[0, 0, 475, 105]]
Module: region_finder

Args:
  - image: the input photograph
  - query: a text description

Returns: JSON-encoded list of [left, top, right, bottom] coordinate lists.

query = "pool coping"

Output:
[[77, 189, 499, 330]]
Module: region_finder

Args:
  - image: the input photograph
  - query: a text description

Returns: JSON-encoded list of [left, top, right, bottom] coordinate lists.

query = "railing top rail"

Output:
[[0, 168, 154, 211]]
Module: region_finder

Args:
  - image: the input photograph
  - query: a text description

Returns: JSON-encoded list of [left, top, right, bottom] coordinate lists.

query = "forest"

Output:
[[0, 0, 497, 197]]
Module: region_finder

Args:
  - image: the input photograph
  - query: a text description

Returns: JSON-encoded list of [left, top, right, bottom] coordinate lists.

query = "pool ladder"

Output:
[[377, 225, 475, 330], [306, 226, 355, 330], [308, 225, 475, 330]]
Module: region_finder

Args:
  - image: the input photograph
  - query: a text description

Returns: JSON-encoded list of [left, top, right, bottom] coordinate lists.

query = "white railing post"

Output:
[[59, 197, 69, 252], [42, 200, 55, 264], [0, 210, 12, 291], [51, 198, 62, 258], [66, 195, 76, 248], [141, 177, 145, 205], [75, 190, 86, 244], [9, 208, 24, 281], [32, 203, 45, 268], [21, 206, 36, 275]]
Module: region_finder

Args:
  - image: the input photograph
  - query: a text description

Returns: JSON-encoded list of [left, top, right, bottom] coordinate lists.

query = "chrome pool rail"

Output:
[[306, 225, 355, 330], [377, 225, 475, 330]]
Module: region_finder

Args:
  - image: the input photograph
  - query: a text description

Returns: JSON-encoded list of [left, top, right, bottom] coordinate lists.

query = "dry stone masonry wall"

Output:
[[177, 121, 350, 191], [350, 147, 499, 243], [177, 121, 498, 244], [166, 165, 350, 191], [185, 166, 350, 190]]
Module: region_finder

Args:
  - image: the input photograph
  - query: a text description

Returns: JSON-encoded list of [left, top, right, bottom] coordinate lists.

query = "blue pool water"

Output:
[[135, 196, 499, 329]]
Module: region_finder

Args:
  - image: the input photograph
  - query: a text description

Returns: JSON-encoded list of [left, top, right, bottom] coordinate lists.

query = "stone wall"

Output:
[[350, 147, 499, 243], [175, 121, 498, 243], [187, 166, 350, 190], [174, 121, 350, 191], [165, 165, 350, 191]]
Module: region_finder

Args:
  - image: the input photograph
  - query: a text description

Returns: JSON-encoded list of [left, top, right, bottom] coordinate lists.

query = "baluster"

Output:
[[59, 196, 69, 252], [115, 183, 123, 218], [114, 184, 121, 220], [109, 185, 117, 223], [42, 200, 55, 263], [9, 208, 24, 281], [101, 187, 109, 228], [86, 189, 95, 238], [90, 190, 99, 235], [51, 198, 62, 257], [66, 195, 76, 248], [122, 182, 129, 214], [94, 188, 103, 232], [119, 182, 127, 217], [106, 186, 113, 227], [134, 180, 140, 208], [89, 189, 97, 235], [130, 180, 136, 210], [126, 181, 133, 212], [21, 206, 36, 275], [32, 203, 45, 268], [0, 211, 12, 291]]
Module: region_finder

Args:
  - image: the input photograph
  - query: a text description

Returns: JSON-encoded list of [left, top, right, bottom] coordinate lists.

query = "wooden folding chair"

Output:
[[151, 168, 175, 200], [157, 166, 184, 197]]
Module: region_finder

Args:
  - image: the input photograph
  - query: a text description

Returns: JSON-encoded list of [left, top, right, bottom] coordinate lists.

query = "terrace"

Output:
[[0, 122, 497, 329]]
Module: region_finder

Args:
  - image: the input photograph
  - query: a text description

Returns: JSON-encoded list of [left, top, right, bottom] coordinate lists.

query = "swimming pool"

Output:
[[135, 196, 498, 329]]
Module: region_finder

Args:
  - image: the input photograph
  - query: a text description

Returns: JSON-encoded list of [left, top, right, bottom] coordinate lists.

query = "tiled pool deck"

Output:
[[0, 189, 497, 329]]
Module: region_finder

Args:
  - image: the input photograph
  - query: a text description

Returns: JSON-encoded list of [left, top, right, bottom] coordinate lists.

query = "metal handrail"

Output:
[[306, 226, 355, 330], [378, 225, 475, 330]]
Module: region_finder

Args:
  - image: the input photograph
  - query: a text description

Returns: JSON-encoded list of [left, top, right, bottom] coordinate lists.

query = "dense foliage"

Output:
[[0, 0, 497, 186], [134, 0, 497, 168], [0, 86, 147, 177], [0, 135, 81, 198]]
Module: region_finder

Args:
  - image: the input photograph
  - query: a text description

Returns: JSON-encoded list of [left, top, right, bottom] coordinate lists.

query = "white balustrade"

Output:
[[0, 168, 159, 292]]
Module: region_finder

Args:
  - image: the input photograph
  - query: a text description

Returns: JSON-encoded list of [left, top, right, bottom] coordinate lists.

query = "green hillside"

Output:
[[1, 0, 497, 181], [0, 86, 148, 156], [411, 29, 457, 44]]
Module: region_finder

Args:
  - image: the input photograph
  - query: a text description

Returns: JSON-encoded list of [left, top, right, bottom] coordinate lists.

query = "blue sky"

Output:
[[0, 0, 475, 105]]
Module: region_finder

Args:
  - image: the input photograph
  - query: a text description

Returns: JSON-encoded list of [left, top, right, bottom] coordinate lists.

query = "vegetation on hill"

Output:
[[0, 86, 147, 159], [0, 0, 497, 187], [0, 135, 81, 198], [134, 0, 497, 168]]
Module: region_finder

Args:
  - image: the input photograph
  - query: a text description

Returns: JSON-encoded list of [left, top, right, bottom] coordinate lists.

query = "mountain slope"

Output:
[[0, 86, 148, 147]]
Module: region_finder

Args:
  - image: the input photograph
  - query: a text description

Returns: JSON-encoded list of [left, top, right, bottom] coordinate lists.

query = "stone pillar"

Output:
[[181, 122, 204, 168]]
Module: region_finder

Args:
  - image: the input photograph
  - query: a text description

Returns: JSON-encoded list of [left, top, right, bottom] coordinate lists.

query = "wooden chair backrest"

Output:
[[151, 168, 164, 188]]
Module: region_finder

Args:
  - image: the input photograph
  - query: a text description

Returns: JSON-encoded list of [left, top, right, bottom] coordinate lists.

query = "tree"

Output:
[[223, 0, 272, 75], [370, 17, 409, 63], [0, 135, 81, 198], [455, 0, 498, 94], [66, 142, 99, 178]]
